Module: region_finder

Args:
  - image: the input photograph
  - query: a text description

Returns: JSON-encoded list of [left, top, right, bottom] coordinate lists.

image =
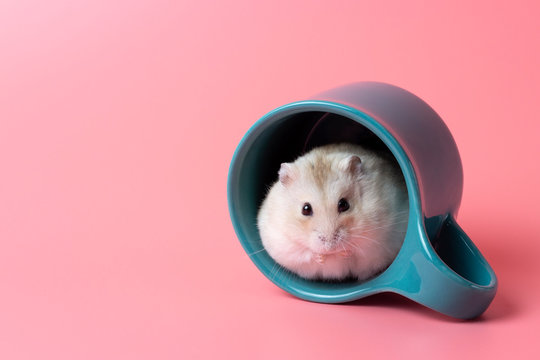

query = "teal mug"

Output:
[[227, 82, 497, 319]]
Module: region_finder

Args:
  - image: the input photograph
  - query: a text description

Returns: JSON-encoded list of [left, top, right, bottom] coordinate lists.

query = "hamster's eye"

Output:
[[302, 203, 313, 216], [338, 198, 350, 213]]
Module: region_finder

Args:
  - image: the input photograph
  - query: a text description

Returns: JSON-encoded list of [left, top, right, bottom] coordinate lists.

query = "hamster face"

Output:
[[282, 157, 363, 258], [257, 144, 408, 282]]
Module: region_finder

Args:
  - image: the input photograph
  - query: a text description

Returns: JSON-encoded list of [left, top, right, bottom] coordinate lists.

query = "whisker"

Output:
[[341, 239, 361, 249], [283, 266, 294, 282], [348, 233, 392, 254], [269, 262, 278, 280], [343, 240, 366, 258], [348, 216, 409, 232], [355, 210, 409, 222], [271, 263, 285, 282], [352, 234, 379, 244], [247, 248, 267, 256], [355, 221, 409, 233]]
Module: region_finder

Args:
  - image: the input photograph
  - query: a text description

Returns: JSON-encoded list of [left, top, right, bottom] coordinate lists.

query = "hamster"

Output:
[[257, 143, 408, 282]]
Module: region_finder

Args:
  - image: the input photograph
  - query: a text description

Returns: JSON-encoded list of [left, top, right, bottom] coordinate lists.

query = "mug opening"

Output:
[[231, 109, 409, 291]]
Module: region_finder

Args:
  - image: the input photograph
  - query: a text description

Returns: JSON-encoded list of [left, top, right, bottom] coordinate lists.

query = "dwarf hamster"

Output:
[[257, 143, 408, 282]]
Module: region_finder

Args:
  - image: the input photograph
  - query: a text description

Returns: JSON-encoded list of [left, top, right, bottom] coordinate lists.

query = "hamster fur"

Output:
[[257, 143, 408, 282]]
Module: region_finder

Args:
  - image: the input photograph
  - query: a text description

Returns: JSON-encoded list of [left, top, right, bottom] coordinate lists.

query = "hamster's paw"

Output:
[[314, 254, 326, 264], [339, 250, 352, 258]]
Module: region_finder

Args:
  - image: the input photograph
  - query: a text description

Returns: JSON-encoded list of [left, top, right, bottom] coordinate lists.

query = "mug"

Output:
[[227, 82, 497, 319]]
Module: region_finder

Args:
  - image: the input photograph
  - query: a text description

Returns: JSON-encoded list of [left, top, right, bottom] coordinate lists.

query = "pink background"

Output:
[[1, 1, 539, 359]]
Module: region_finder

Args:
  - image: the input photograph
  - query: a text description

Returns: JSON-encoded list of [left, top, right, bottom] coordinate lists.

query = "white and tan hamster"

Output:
[[257, 143, 408, 282]]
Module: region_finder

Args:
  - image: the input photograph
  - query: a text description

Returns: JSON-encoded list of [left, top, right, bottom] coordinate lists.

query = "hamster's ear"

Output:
[[340, 155, 362, 177], [278, 163, 296, 186]]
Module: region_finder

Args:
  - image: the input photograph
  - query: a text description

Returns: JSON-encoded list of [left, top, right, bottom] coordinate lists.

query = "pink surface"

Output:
[[1, 1, 539, 359]]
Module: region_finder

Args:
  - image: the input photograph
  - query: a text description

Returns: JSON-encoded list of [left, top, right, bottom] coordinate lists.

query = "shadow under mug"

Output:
[[227, 82, 497, 319]]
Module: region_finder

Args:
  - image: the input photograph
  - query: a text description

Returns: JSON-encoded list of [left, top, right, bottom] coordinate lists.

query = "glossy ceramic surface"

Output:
[[227, 82, 497, 319]]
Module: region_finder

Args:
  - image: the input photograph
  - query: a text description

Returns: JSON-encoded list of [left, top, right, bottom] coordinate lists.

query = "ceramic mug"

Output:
[[227, 82, 497, 319]]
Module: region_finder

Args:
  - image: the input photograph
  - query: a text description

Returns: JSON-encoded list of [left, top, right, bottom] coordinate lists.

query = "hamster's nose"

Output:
[[318, 234, 338, 249]]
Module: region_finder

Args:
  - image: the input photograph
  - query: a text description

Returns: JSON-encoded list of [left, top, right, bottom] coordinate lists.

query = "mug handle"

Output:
[[390, 216, 498, 319]]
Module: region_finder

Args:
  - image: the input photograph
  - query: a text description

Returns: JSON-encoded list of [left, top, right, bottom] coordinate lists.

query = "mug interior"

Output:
[[230, 110, 409, 292]]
